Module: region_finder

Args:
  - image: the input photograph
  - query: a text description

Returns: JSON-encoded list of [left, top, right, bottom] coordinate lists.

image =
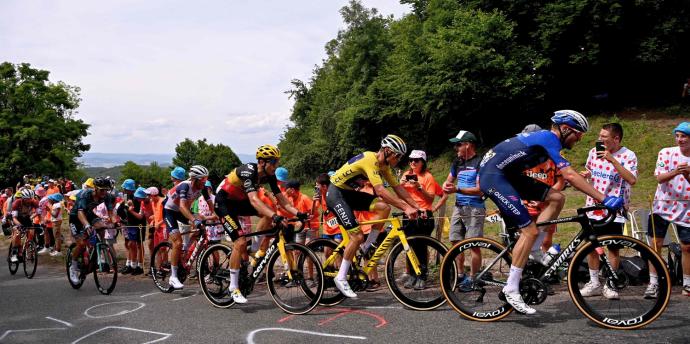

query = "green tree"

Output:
[[172, 138, 242, 186], [119, 161, 170, 190], [0, 62, 90, 183]]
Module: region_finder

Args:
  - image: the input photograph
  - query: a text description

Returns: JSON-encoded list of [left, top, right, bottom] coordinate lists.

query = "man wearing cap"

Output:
[[647, 121, 690, 298], [46, 180, 60, 195], [442, 130, 485, 290]]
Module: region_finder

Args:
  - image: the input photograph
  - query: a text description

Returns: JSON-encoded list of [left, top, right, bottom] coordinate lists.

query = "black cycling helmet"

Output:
[[94, 177, 113, 190]]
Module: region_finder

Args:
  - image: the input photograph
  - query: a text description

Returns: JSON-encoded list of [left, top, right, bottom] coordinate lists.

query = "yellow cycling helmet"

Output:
[[84, 178, 95, 189], [256, 144, 281, 160]]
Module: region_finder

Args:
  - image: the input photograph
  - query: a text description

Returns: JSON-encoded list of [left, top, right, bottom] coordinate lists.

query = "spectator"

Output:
[[646, 121, 690, 298], [46, 179, 60, 195], [682, 78, 690, 104], [442, 130, 485, 289], [579, 123, 638, 299], [399, 149, 446, 290], [283, 180, 314, 245]]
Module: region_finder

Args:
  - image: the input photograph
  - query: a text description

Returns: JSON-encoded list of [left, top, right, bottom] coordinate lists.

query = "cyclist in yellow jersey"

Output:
[[326, 134, 423, 298]]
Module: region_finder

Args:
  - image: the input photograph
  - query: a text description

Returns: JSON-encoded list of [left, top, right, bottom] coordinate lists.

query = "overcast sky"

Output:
[[1, 1, 409, 155]]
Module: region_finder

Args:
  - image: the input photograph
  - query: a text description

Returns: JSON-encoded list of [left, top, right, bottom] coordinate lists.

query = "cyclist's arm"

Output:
[[373, 184, 416, 212], [77, 210, 90, 228], [275, 193, 299, 216], [247, 191, 278, 218], [179, 199, 196, 223], [561, 166, 605, 202]]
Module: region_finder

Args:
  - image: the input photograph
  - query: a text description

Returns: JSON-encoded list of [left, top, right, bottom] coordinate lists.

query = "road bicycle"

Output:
[[198, 218, 324, 315], [7, 225, 39, 278], [150, 222, 216, 292], [440, 205, 671, 329], [65, 226, 118, 295], [308, 212, 450, 310]]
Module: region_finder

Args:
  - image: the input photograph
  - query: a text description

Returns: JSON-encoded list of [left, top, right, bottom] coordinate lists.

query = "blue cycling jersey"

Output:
[[478, 130, 570, 229], [480, 130, 570, 172]]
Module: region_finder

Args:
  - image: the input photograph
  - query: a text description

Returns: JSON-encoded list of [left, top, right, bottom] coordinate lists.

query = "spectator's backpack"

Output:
[[667, 242, 683, 285]]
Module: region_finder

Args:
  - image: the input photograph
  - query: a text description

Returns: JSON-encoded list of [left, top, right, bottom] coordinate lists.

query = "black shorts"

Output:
[[325, 184, 377, 231], [479, 172, 551, 229], [69, 214, 103, 239], [214, 193, 258, 240]]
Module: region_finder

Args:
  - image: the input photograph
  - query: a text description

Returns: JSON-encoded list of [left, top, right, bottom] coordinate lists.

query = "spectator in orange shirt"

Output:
[[399, 150, 446, 290], [46, 179, 60, 195], [284, 180, 315, 245]]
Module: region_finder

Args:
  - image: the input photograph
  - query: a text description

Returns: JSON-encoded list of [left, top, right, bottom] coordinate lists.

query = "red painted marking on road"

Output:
[[278, 306, 387, 329]]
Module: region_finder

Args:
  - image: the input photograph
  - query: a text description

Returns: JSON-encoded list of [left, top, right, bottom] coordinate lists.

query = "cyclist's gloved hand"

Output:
[[602, 196, 624, 211], [272, 214, 284, 225], [296, 212, 309, 221]]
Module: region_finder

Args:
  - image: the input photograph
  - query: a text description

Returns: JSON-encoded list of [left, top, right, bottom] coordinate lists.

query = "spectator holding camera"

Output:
[[647, 121, 690, 298], [579, 123, 638, 299]]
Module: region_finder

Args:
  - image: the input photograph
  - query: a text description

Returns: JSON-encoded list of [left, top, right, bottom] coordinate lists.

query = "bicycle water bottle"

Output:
[[542, 244, 561, 266]]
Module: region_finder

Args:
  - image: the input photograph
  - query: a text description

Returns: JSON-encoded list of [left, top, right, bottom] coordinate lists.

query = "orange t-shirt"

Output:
[[355, 210, 376, 234], [151, 197, 165, 231], [401, 170, 443, 210], [46, 186, 60, 195], [319, 198, 340, 236]]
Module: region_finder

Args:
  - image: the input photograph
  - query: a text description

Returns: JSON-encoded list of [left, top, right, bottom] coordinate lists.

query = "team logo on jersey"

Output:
[[657, 162, 665, 168], [243, 179, 253, 189], [480, 149, 495, 167]]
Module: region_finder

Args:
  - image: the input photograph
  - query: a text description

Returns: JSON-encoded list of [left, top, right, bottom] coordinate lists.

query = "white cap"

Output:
[[145, 187, 159, 196], [409, 150, 427, 161]]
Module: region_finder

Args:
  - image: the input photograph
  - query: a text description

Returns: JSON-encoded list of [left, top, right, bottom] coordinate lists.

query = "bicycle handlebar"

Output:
[[576, 204, 618, 228]]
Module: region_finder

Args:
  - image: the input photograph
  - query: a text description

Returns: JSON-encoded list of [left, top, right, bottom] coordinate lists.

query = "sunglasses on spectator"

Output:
[[409, 158, 424, 163]]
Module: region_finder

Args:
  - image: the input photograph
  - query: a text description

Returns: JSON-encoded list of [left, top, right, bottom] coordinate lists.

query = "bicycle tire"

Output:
[[23, 240, 37, 279], [440, 238, 514, 321], [150, 241, 186, 293], [93, 245, 118, 295], [385, 236, 450, 310], [307, 238, 347, 306], [198, 243, 235, 308], [8, 242, 19, 275], [266, 243, 324, 314], [65, 243, 85, 289], [568, 235, 671, 330]]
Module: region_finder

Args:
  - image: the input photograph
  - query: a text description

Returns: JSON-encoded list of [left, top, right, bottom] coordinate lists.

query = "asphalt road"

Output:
[[1, 252, 689, 344]]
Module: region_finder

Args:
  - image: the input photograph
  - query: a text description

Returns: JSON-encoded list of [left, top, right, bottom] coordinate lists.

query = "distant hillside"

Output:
[[79, 152, 174, 168], [82, 166, 124, 181], [79, 152, 254, 168]]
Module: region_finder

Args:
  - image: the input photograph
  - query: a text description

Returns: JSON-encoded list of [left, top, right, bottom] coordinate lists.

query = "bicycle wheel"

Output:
[[568, 235, 671, 329], [385, 236, 450, 310], [307, 238, 347, 306], [266, 243, 324, 314], [8, 242, 19, 275], [150, 242, 185, 293], [93, 245, 118, 295], [65, 243, 85, 289], [23, 240, 37, 279], [198, 243, 234, 308], [440, 238, 513, 321]]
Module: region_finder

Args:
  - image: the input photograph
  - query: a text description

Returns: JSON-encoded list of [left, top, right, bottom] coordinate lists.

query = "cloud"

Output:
[[1, 0, 409, 154]]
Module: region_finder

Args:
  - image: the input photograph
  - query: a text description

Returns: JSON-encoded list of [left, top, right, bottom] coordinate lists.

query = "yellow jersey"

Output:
[[330, 151, 399, 191]]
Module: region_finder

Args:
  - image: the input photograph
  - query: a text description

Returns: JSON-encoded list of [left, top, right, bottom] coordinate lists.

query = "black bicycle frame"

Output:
[[479, 206, 618, 285]]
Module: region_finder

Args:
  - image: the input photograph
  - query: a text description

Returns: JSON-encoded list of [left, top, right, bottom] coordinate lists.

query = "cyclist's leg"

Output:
[[481, 172, 536, 314], [164, 209, 185, 287]]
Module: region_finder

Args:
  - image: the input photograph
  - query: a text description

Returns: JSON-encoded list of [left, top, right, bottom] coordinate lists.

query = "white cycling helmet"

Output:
[[188, 165, 209, 179], [551, 110, 589, 133], [20, 189, 35, 199], [381, 134, 407, 156]]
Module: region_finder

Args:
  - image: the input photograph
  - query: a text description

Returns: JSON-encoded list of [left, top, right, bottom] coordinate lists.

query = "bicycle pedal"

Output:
[[498, 291, 506, 302]]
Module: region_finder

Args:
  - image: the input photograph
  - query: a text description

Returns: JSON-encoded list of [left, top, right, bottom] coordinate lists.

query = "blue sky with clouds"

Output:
[[1, 1, 408, 155]]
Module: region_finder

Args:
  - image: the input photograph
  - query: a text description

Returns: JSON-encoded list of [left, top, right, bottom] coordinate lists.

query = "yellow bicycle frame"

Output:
[[322, 217, 423, 279]]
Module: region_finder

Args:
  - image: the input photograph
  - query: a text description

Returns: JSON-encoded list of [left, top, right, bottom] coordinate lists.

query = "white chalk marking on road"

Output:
[[172, 292, 198, 301], [0, 327, 66, 341], [140, 292, 159, 298], [45, 316, 74, 327], [84, 301, 146, 319], [71, 326, 171, 344], [246, 327, 366, 344]]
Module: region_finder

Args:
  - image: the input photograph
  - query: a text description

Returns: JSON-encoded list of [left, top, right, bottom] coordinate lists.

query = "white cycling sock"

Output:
[[229, 269, 240, 290], [126, 259, 131, 267], [137, 262, 142, 268], [649, 274, 658, 285], [589, 269, 600, 285], [683, 275, 690, 287], [171, 266, 178, 279], [337, 260, 351, 281], [504, 265, 523, 293]]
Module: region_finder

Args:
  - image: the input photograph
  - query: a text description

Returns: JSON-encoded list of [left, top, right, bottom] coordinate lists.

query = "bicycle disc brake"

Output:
[[520, 278, 547, 305], [605, 270, 629, 290]]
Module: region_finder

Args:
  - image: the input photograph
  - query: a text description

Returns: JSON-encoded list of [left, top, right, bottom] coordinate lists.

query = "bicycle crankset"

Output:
[[349, 270, 369, 292], [605, 270, 629, 290], [520, 278, 548, 305]]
